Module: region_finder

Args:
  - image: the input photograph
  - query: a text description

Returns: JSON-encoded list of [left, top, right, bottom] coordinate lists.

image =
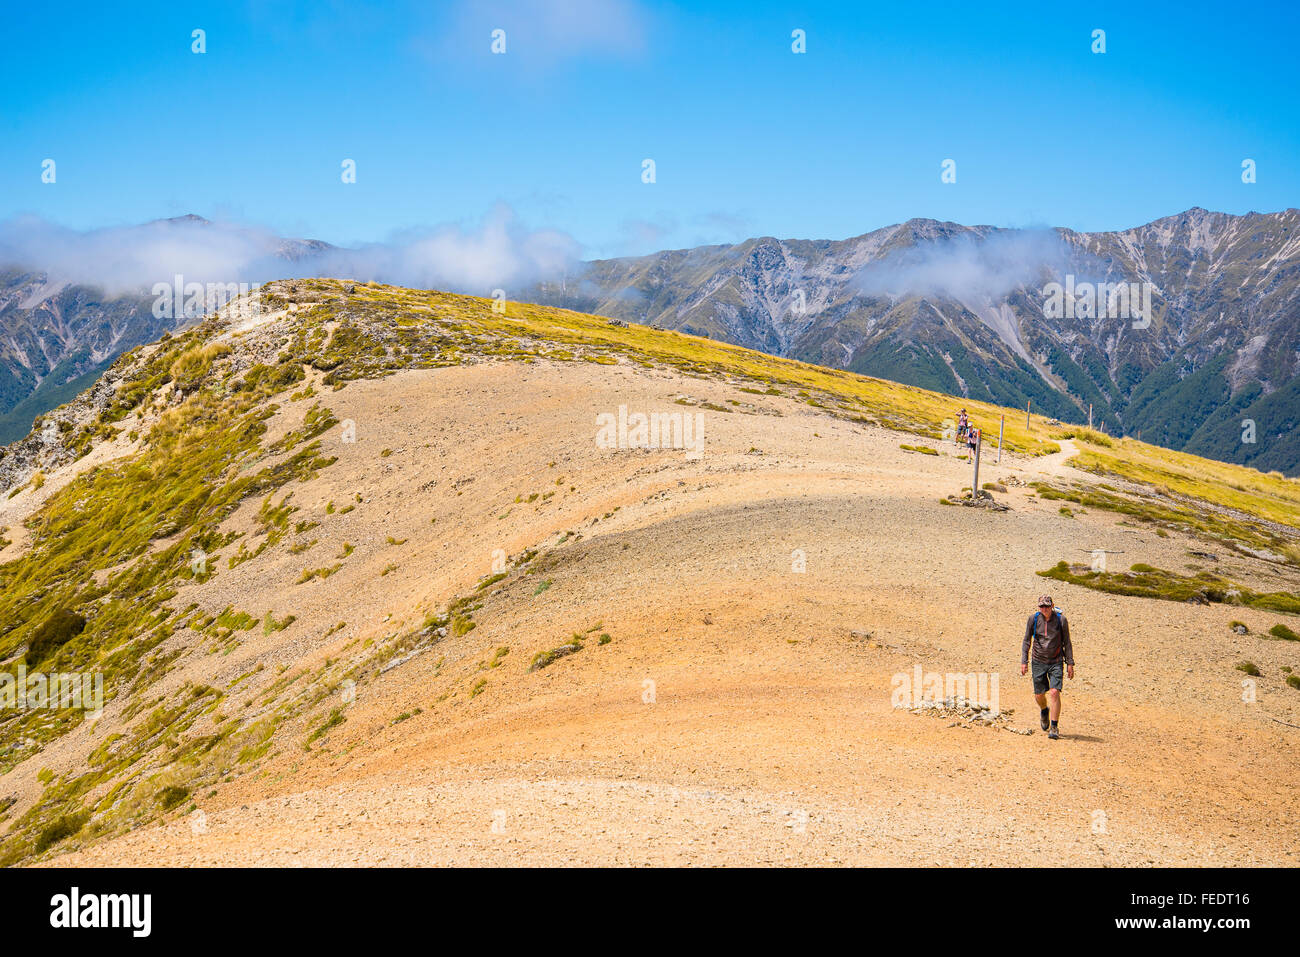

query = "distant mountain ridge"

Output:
[[2, 208, 1296, 473], [0, 216, 333, 443], [537, 207, 1300, 474]]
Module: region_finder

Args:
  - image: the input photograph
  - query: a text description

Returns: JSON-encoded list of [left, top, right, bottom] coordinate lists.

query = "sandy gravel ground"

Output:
[[29, 358, 1300, 866]]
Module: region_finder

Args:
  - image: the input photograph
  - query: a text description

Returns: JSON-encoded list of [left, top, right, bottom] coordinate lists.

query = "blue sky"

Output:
[[2, 0, 1297, 258]]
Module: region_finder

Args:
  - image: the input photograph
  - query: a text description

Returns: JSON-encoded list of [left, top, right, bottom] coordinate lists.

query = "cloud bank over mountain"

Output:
[[0, 205, 580, 303]]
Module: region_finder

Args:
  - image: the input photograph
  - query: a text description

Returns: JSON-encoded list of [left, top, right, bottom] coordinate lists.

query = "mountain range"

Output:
[[538, 207, 1300, 474], [2, 208, 1296, 472]]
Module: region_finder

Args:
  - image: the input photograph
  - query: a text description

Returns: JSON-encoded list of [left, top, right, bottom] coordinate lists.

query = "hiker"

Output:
[[1019, 595, 1075, 739], [956, 409, 968, 443], [966, 426, 979, 456]]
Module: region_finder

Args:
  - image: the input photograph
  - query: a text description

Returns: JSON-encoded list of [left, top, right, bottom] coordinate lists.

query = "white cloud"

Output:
[[0, 205, 581, 303], [852, 228, 1076, 303]]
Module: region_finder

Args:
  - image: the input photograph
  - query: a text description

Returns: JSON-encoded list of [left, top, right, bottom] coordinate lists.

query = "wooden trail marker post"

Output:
[[1026, 399, 1031, 431], [971, 429, 982, 496], [997, 415, 1005, 464]]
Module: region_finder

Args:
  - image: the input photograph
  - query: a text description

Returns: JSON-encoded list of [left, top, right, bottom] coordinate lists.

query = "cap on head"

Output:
[[1038, 595, 1053, 608]]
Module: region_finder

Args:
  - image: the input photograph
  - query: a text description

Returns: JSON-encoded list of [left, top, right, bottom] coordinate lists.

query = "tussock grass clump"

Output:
[[297, 564, 341, 584], [155, 785, 190, 811], [306, 707, 345, 746], [213, 607, 258, 632], [1236, 661, 1261, 676], [1038, 561, 1300, 614], [1058, 427, 1114, 447], [529, 639, 583, 672], [24, 609, 87, 667], [33, 811, 89, 853], [169, 343, 231, 391], [1268, 623, 1299, 642], [263, 611, 296, 634], [476, 571, 508, 591]]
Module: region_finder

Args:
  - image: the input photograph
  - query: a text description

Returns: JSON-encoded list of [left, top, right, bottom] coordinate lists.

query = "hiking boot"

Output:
[[1040, 708, 1050, 731], [1048, 726, 1060, 740]]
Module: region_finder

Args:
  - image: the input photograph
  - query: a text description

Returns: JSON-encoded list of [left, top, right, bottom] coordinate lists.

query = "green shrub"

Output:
[[156, 786, 190, 811], [306, 707, 345, 746], [25, 609, 87, 667], [34, 811, 89, 853]]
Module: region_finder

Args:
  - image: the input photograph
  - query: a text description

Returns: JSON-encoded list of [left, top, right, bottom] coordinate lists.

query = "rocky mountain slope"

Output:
[[0, 280, 1297, 866], [543, 208, 1300, 474]]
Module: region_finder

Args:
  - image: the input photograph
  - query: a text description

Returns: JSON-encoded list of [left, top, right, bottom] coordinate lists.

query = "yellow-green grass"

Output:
[[1039, 561, 1300, 614], [1031, 482, 1295, 561], [1061, 436, 1300, 531]]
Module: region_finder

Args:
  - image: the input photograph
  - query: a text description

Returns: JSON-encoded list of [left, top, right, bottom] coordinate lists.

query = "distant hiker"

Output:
[[956, 409, 969, 443], [1020, 595, 1075, 739], [966, 426, 980, 456]]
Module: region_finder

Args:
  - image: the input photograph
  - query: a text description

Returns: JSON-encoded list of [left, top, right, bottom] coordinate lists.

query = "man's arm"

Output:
[[1062, 616, 1074, 667], [1021, 616, 1032, 666]]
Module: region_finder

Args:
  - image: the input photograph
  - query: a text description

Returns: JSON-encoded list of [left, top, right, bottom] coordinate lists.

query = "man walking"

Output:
[[1020, 595, 1075, 739]]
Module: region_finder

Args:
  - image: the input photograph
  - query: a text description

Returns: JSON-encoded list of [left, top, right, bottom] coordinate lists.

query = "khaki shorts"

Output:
[[1032, 660, 1064, 694]]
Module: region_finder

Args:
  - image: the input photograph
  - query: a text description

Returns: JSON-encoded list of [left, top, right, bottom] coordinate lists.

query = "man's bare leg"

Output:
[[1047, 687, 1061, 722]]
